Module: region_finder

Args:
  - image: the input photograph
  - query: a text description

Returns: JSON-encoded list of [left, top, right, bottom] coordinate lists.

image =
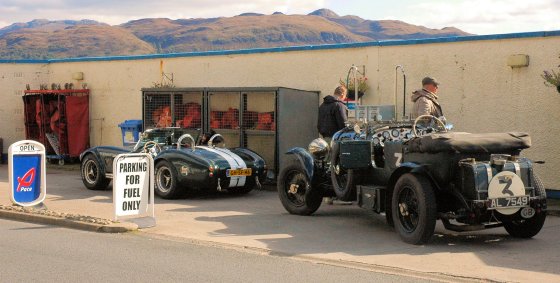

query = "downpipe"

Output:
[[395, 65, 406, 120]]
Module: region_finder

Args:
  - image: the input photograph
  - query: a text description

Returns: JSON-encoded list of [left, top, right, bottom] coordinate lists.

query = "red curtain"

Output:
[[65, 96, 89, 156]]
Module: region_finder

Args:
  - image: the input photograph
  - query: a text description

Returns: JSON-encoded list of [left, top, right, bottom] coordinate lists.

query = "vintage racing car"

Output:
[[80, 128, 267, 199], [278, 115, 547, 244]]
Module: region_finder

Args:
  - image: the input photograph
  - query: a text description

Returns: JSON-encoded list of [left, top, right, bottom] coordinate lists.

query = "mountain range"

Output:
[[0, 9, 471, 60]]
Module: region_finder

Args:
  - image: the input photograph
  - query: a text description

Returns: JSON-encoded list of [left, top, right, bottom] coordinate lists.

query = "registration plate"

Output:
[[226, 168, 252, 177], [488, 195, 529, 209]]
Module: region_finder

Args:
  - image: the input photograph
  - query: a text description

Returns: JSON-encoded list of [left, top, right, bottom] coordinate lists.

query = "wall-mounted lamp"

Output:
[[72, 72, 84, 80], [507, 54, 529, 68]]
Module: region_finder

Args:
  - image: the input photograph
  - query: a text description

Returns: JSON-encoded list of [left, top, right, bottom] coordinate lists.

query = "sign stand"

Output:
[[113, 153, 155, 228], [8, 140, 47, 207]]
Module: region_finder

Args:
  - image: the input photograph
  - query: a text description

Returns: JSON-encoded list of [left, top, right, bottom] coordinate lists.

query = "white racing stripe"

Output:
[[199, 147, 246, 187], [214, 147, 247, 187]]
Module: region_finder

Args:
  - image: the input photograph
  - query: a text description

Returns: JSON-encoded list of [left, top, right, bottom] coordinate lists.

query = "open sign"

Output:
[[8, 140, 47, 206]]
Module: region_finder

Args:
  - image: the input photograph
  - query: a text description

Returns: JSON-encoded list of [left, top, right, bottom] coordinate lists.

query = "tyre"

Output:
[[503, 173, 547, 238], [392, 173, 437, 245], [278, 164, 323, 215], [80, 154, 110, 190], [330, 157, 359, 201], [154, 160, 184, 199]]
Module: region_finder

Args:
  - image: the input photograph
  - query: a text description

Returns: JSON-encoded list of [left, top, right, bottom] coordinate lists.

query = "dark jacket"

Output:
[[317, 95, 348, 138], [411, 89, 443, 118]]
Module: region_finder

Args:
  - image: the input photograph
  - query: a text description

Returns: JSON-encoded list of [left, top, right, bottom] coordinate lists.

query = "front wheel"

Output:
[[278, 164, 323, 215], [81, 154, 110, 190], [154, 160, 183, 199], [392, 173, 437, 245]]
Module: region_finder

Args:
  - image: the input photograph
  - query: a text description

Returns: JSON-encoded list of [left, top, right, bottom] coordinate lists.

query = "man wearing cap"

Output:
[[411, 76, 443, 118]]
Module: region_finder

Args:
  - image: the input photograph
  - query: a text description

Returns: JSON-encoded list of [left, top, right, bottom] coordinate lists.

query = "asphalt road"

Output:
[[0, 219, 436, 283], [2, 165, 560, 282]]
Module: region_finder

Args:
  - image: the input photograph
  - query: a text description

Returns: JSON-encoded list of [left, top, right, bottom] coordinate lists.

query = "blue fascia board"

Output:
[[0, 59, 49, 64], [1, 30, 560, 64]]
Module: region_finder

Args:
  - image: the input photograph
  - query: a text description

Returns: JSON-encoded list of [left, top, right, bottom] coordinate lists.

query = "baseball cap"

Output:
[[422, 76, 440, 86]]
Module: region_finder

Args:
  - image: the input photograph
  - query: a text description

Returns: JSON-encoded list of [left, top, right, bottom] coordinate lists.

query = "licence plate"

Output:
[[488, 195, 529, 209], [226, 168, 252, 177]]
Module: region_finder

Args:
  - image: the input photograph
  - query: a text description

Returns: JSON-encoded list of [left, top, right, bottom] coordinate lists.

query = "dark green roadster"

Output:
[[80, 128, 267, 199], [278, 115, 547, 245]]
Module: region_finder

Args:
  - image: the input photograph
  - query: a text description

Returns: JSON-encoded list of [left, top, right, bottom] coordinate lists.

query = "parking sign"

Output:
[[8, 140, 47, 206], [113, 153, 155, 225]]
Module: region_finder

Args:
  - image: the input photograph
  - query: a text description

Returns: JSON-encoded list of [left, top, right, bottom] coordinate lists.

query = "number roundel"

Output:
[[488, 171, 526, 215]]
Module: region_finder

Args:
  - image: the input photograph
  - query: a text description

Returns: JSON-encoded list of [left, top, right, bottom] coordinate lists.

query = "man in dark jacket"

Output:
[[318, 86, 348, 139]]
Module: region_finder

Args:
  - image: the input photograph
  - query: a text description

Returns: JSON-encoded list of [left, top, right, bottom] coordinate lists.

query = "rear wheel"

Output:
[[278, 164, 323, 215], [392, 173, 437, 245], [155, 160, 183, 199], [81, 154, 110, 190], [503, 174, 547, 238]]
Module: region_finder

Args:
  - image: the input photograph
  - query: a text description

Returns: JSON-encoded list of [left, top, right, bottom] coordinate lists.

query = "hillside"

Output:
[[121, 14, 371, 52], [0, 20, 155, 59], [0, 9, 471, 59], [310, 9, 469, 40]]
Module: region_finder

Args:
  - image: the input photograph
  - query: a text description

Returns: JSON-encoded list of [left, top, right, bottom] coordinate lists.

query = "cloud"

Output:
[[399, 0, 560, 34], [0, 0, 326, 27]]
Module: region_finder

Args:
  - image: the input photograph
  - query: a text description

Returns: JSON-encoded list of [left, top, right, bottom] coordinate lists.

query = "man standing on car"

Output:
[[318, 85, 348, 142], [411, 76, 443, 118]]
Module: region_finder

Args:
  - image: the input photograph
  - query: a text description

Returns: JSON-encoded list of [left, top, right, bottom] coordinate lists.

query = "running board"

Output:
[[441, 219, 502, 232]]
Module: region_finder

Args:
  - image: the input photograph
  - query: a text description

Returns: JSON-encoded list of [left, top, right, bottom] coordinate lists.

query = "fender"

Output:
[[80, 146, 129, 175], [388, 162, 442, 192], [285, 147, 314, 180]]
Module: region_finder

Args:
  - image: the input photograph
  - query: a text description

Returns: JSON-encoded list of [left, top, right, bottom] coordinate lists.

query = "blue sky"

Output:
[[1, 0, 558, 35]]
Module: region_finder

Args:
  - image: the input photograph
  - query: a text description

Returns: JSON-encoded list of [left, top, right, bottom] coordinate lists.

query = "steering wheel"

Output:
[[208, 134, 225, 148], [413, 115, 447, 137], [177, 134, 195, 151], [142, 141, 162, 155]]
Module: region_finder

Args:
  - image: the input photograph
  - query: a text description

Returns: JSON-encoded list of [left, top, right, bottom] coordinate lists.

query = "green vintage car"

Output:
[[278, 115, 547, 244], [80, 128, 267, 198]]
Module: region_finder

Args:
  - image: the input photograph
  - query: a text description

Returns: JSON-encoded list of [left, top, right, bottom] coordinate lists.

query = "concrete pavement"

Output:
[[1, 164, 560, 282]]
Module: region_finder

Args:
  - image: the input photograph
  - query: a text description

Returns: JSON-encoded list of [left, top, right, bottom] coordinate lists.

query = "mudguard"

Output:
[[285, 147, 314, 180], [389, 162, 441, 191]]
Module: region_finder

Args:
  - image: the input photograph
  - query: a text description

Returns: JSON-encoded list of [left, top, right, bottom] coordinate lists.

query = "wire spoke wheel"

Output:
[[392, 173, 437, 245], [277, 164, 323, 215], [285, 170, 307, 207], [397, 186, 419, 233], [330, 157, 358, 201]]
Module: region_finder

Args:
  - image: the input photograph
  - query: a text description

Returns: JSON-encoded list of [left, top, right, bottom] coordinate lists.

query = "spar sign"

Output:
[[113, 153, 155, 223], [8, 140, 47, 206]]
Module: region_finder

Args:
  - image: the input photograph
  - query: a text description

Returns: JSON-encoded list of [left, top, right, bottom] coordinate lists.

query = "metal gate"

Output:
[[143, 90, 204, 138], [242, 91, 276, 172], [208, 91, 241, 147]]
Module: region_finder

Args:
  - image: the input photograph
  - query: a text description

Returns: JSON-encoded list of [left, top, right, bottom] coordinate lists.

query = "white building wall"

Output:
[[1, 33, 559, 188]]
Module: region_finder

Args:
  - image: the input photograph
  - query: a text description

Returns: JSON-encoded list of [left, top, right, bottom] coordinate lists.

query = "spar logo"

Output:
[[16, 167, 36, 192]]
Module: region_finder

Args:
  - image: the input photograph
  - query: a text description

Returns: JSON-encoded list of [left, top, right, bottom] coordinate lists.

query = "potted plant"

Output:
[[339, 77, 369, 101], [541, 69, 560, 93], [541, 54, 560, 93]]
